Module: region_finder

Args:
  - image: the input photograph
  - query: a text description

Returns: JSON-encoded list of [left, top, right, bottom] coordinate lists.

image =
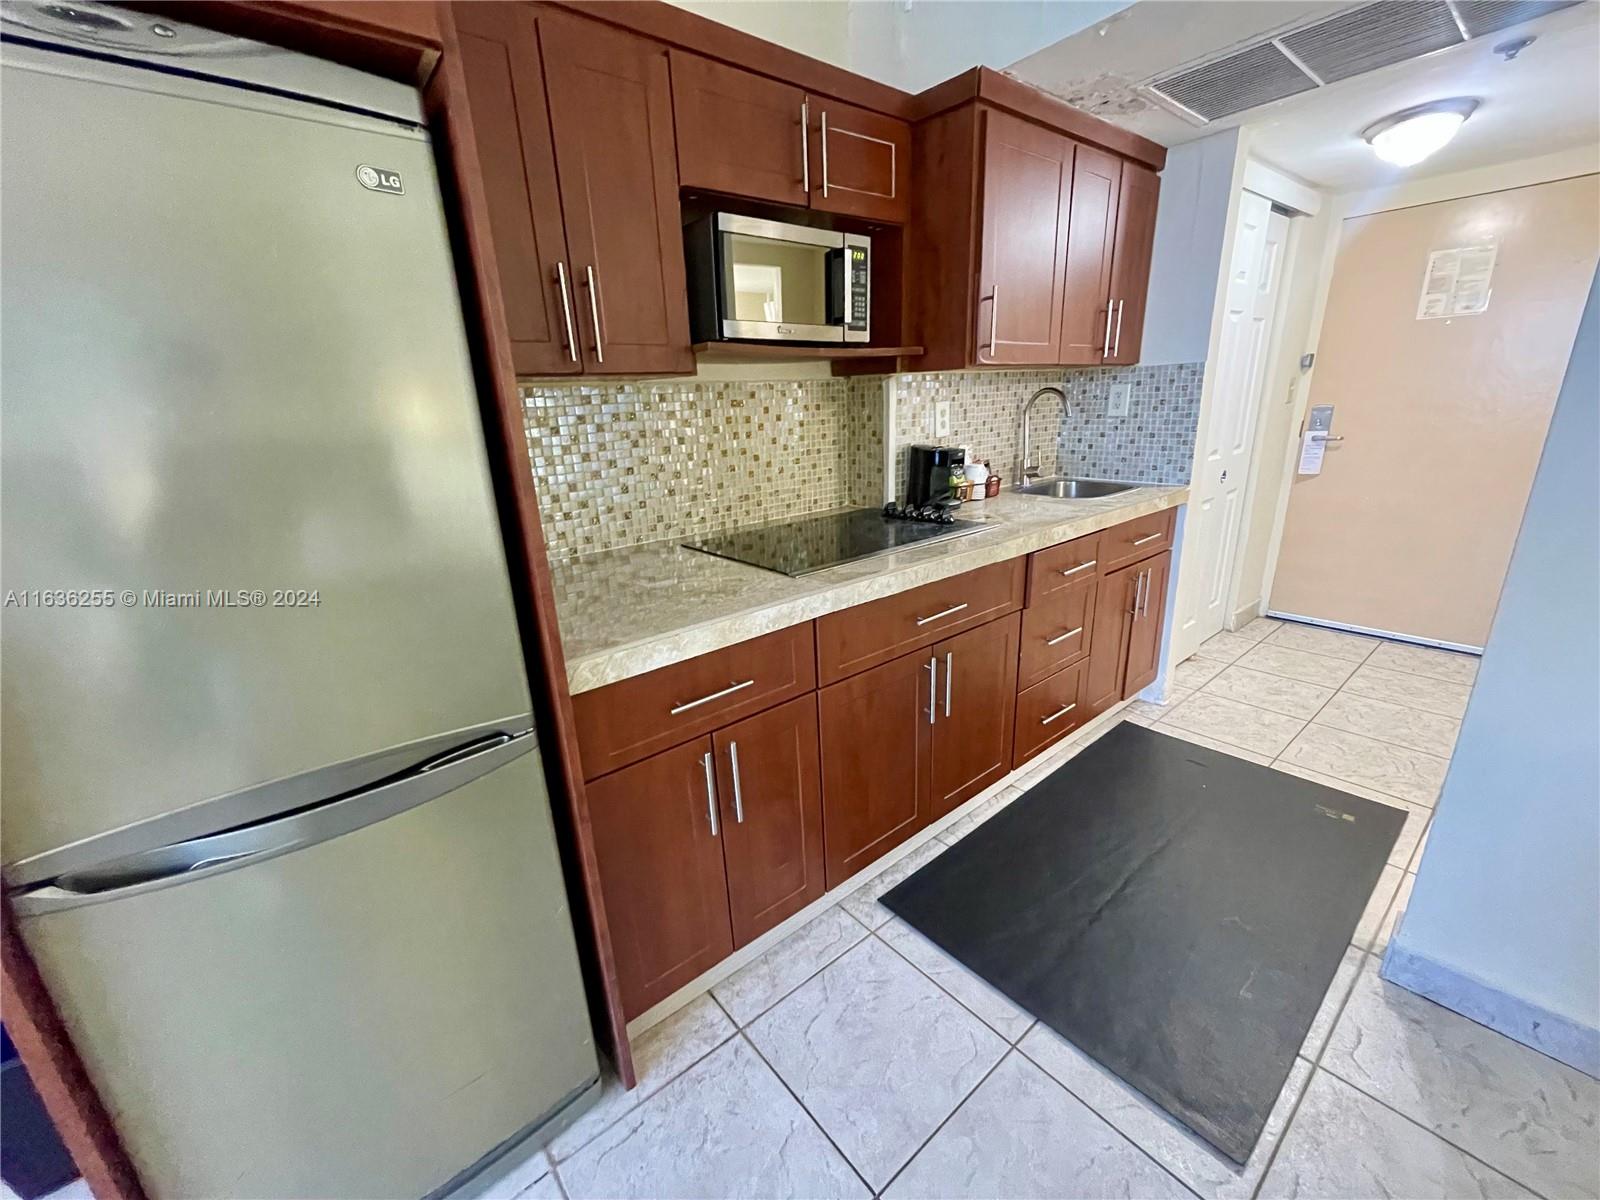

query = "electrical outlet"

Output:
[[1108, 383, 1132, 417], [934, 400, 951, 438]]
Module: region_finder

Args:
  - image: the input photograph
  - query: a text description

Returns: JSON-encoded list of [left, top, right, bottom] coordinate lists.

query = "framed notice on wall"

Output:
[[1416, 244, 1498, 319]]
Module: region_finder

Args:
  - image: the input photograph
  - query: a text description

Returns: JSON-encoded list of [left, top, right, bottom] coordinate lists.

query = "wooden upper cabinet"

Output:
[[453, 2, 579, 375], [586, 737, 734, 1019], [818, 650, 933, 887], [929, 614, 1020, 819], [712, 696, 825, 947], [807, 96, 910, 223], [671, 52, 808, 206], [1059, 142, 1121, 365], [540, 15, 693, 375], [1105, 162, 1160, 365], [974, 111, 1073, 366]]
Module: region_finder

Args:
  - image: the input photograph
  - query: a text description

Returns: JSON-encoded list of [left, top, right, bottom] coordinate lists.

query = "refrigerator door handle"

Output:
[[10, 733, 535, 918]]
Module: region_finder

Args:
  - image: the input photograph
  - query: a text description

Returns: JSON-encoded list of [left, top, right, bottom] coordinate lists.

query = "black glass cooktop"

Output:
[[683, 508, 985, 577]]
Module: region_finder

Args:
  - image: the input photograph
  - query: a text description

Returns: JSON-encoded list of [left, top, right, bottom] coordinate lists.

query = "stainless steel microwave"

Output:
[[685, 212, 870, 344]]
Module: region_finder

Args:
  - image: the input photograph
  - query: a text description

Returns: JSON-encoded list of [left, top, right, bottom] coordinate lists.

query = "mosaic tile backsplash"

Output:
[[522, 361, 1201, 559], [888, 361, 1204, 495], [522, 378, 883, 558]]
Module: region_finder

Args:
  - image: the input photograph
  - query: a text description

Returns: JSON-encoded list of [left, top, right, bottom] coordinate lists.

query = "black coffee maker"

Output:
[[903, 445, 967, 514]]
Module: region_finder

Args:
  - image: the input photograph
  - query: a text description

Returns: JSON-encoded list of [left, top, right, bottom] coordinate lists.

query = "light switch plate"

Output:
[[1108, 384, 1132, 417], [934, 400, 951, 437]]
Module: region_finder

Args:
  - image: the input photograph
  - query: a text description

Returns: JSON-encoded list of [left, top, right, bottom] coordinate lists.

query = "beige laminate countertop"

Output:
[[552, 487, 1188, 694]]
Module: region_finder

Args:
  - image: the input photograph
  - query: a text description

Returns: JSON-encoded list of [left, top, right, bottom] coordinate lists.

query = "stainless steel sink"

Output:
[[1017, 477, 1138, 499]]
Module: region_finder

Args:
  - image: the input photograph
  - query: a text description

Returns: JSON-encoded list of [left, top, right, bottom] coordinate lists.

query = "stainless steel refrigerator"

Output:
[[0, 6, 599, 1197]]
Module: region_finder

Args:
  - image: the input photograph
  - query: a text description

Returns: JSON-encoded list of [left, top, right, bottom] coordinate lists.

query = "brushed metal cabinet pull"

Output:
[[670, 679, 755, 716], [555, 262, 578, 363], [1041, 702, 1077, 725], [1113, 298, 1125, 358], [1102, 301, 1115, 357], [1060, 559, 1097, 577], [1129, 568, 1144, 616], [702, 751, 719, 836], [820, 109, 830, 197], [944, 651, 953, 718], [584, 264, 604, 364], [916, 602, 968, 627], [1132, 531, 1163, 546], [728, 741, 745, 824], [1046, 625, 1084, 647], [927, 656, 937, 725], [800, 98, 810, 193]]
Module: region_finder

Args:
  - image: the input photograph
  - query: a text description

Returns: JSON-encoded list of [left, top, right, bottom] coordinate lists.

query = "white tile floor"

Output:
[[487, 619, 1600, 1200]]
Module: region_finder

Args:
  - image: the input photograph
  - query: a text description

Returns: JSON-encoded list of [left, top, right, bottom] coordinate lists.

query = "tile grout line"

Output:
[[712, 906, 874, 1032], [731, 1026, 878, 1198], [1007, 1040, 1206, 1200], [869, 925, 1036, 1048], [1313, 1056, 1552, 1200], [869, 1051, 1020, 1200]]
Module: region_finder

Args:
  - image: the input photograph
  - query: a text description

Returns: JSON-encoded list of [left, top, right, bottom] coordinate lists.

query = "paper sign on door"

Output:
[[1417, 244, 1497, 319], [1298, 404, 1335, 475]]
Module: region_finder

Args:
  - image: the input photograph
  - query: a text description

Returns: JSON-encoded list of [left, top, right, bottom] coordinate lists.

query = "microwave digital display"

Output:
[[685, 213, 870, 345]]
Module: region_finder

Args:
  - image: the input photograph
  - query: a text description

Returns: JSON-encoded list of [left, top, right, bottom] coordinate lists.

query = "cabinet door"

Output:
[[1059, 143, 1121, 365], [1122, 550, 1172, 698], [454, 3, 580, 376], [672, 52, 808, 206], [807, 96, 910, 223], [1105, 163, 1160, 365], [930, 614, 1021, 819], [586, 738, 733, 1018], [713, 696, 825, 947], [819, 651, 933, 887], [1081, 562, 1137, 717], [541, 15, 693, 375], [973, 110, 1072, 365]]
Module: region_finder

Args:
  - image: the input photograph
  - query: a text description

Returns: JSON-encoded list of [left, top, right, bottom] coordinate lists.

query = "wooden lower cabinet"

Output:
[[713, 696, 825, 946], [1082, 563, 1137, 717], [930, 614, 1020, 819], [1122, 550, 1171, 698], [818, 650, 933, 887], [1014, 660, 1086, 766], [586, 737, 733, 1018]]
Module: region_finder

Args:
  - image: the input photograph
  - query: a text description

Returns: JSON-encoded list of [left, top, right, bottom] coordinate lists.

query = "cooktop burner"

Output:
[[683, 507, 984, 577]]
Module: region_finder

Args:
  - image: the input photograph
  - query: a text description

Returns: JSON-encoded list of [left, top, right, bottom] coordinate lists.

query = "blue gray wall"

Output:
[[1384, 271, 1600, 1074]]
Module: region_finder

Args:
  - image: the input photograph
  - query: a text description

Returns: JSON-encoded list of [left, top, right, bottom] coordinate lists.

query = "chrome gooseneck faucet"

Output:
[[1016, 386, 1070, 489]]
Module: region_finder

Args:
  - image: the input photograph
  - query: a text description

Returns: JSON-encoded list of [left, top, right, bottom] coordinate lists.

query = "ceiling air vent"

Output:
[[1278, 1, 1464, 84], [1149, 40, 1318, 123], [1451, 0, 1582, 38]]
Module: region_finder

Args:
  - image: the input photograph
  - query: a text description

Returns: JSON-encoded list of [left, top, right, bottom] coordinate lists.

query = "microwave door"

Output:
[[716, 214, 845, 343]]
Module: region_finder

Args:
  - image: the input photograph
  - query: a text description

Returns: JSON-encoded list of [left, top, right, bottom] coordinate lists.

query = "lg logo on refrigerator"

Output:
[[355, 165, 404, 195]]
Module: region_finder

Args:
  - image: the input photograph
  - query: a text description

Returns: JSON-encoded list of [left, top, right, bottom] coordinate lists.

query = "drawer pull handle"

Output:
[[702, 751, 719, 837], [1132, 531, 1163, 546], [729, 741, 746, 824], [670, 678, 755, 716], [1059, 559, 1097, 577], [915, 602, 968, 627], [1045, 625, 1084, 647], [1041, 702, 1077, 726]]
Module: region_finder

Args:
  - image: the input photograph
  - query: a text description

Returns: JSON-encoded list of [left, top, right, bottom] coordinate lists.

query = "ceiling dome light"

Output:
[[1362, 99, 1479, 167]]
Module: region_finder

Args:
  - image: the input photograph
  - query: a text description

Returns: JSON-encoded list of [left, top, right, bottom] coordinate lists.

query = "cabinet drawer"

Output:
[[1013, 661, 1086, 768], [1018, 578, 1096, 690], [816, 558, 1025, 685], [1099, 509, 1174, 573], [573, 624, 816, 779], [1026, 532, 1100, 606]]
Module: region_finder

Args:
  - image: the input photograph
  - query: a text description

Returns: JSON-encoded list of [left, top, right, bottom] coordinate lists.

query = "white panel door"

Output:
[[1173, 192, 1288, 659]]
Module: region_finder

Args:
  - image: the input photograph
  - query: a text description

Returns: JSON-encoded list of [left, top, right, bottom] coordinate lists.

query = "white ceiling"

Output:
[[1006, 1, 1600, 192]]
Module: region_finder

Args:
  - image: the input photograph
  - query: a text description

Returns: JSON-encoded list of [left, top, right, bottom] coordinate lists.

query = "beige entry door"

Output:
[[1271, 174, 1598, 649]]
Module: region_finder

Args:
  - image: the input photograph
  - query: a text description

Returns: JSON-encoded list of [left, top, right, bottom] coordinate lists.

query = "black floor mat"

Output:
[[881, 722, 1403, 1164]]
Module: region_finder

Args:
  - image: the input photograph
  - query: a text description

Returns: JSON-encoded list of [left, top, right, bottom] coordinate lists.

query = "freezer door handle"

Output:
[[9, 733, 536, 917]]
